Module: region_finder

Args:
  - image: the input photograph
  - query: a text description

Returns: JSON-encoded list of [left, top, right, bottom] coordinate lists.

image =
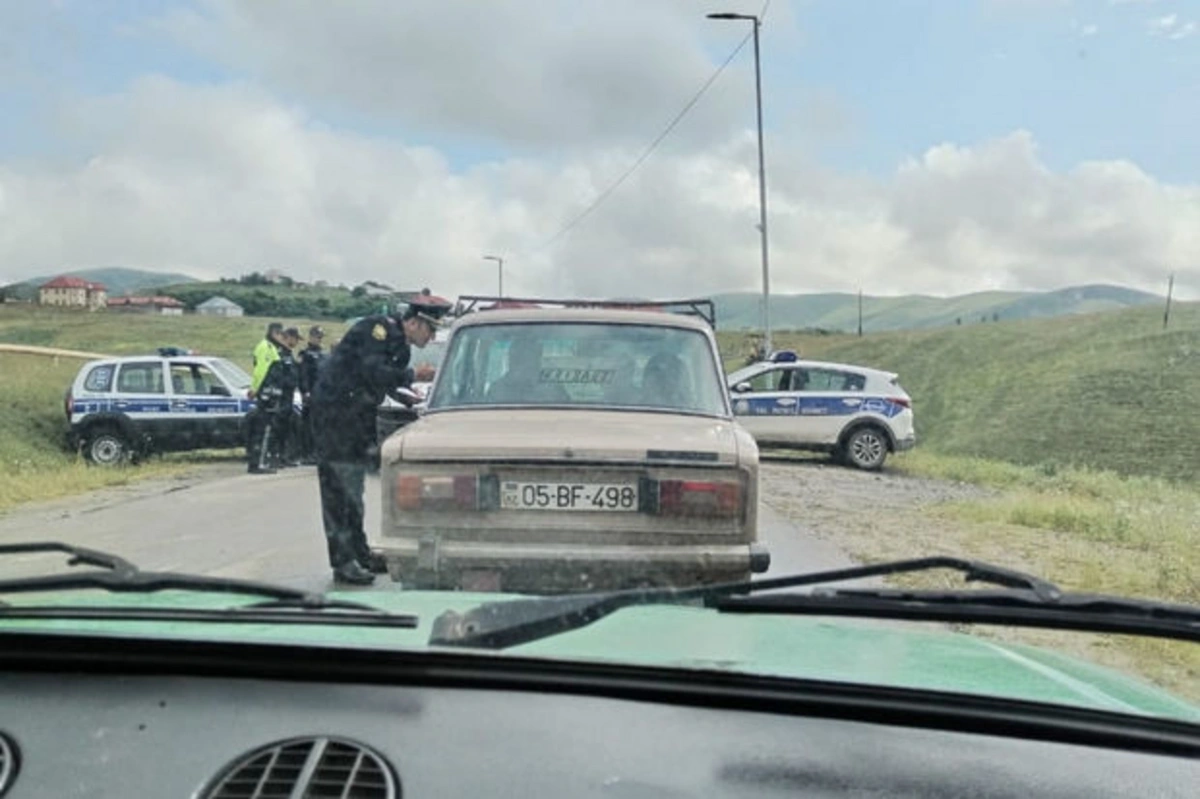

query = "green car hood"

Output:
[[2, 589, 1197, 724]]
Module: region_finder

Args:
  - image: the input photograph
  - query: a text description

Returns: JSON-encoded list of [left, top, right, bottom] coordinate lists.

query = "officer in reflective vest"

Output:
[[251, 322, 284, 394], [310, 293, 451, 585], [246, 322, 284, 474]]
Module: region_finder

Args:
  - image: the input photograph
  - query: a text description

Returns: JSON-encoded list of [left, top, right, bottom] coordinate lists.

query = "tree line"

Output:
[[159, 283, 388, 320]]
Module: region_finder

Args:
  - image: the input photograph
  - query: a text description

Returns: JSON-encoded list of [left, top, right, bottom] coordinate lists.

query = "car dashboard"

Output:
[[0, 653, 1196, 798]]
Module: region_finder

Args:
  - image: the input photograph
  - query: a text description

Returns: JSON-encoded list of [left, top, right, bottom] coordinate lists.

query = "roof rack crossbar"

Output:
[[454, 295, 717, 327]]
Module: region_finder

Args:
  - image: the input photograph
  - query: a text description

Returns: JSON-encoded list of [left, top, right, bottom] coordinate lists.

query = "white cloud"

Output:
[[137, 0, 766, 151], [1081, 23, 1099, 37], [1168, 20, 1197, 39], [1, 81, 1197, 301], [1149, 13, 1179, 31], [1146, 13, 1196, 38]]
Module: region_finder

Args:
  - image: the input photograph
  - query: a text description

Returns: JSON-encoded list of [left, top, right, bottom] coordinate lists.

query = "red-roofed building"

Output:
[[38, 276, 108, 310], [106, 295, 186, 316]]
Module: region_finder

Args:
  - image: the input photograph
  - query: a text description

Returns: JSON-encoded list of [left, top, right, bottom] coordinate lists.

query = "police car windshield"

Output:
[[428, 323, 728, 416]]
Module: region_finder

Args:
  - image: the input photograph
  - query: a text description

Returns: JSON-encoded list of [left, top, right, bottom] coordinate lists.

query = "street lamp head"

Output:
[[707, 12, 757, 21]]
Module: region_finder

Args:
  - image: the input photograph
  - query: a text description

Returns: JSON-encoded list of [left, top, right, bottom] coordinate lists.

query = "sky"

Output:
[[0, 0, 1197, 300]]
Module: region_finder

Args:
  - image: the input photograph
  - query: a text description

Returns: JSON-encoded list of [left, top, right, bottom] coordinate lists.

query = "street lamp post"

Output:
[[708, 11, 771, 353], [482, 255, 504, 297]]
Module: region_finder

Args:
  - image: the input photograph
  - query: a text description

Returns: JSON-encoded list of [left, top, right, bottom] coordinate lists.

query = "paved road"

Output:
[[0, 463, 862, 595]]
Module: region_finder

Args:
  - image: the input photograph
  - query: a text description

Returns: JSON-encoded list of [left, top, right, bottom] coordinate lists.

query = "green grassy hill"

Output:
[[719, 301, 1200, 483], [714, 284, 1162, 332]]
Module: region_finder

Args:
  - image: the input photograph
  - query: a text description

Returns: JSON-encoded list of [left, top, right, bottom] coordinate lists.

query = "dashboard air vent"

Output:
[[0, 732, 18, 799], [203, 736, 397, 799]]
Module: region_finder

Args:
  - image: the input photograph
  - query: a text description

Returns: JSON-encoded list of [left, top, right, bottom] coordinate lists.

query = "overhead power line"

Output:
[[532, 30, 753, 252]]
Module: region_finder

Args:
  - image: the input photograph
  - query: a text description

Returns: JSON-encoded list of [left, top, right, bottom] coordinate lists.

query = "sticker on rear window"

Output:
[[538, 368, 615, 385]]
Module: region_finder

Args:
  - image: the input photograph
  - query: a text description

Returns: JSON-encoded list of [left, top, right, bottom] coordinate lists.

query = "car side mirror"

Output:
[[209, 385, 231, 397], [732, 382, 752, 394]]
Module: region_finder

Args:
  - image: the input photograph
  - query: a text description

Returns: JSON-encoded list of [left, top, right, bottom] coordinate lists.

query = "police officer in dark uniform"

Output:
[[296, 325, 327, 464], [249, 327, 300, 472], [310, 294, 450, 585]]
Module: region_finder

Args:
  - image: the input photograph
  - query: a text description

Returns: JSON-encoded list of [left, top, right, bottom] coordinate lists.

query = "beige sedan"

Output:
[[375, 307, 769, 594]]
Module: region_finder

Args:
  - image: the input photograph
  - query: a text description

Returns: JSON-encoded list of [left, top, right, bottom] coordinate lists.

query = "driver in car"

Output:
[[486, 337, 569, 405], [641, 352, 690, 409]]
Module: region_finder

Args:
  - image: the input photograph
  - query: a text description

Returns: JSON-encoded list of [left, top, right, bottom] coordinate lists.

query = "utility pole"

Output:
[[708, 11, 771, 352], [857, 289, 863, 337], [1164, 273, 1174, 330]]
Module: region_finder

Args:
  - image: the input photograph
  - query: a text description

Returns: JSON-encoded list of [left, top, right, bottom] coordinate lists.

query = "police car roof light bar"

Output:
[[454, 295, 717, 328]]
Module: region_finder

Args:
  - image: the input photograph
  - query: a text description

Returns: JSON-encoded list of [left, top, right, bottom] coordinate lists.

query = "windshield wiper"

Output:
[[0, 542, 417, 629], [714, 588, 1200, 642], [429, 556, 1198, 649]]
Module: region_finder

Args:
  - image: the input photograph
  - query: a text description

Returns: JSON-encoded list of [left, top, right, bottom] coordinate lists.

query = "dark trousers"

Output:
[[271, 409, 291, 464], [245, 407, 274, 470], [246, 406, 288, 470], [318, 460, 371, 569], [298, 405, 316, 461]]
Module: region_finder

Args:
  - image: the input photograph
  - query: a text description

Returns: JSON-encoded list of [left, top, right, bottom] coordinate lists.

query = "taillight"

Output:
[[889, 397, 911, 409], [658, 479, 741, 518], [395, 474, 479, 511], [64, 391, 73, 419]]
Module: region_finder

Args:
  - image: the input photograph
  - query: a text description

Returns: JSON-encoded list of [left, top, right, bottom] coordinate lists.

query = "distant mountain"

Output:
[[1, 267, 200, 299], [713, 284, 1162, 332]]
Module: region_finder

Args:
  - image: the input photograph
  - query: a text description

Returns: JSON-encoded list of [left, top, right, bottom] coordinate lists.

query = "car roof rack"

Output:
[[454, 295, 717, 328]]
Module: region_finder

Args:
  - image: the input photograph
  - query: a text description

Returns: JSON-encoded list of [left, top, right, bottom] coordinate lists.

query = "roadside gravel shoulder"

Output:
[[759, 457, 992, 570]]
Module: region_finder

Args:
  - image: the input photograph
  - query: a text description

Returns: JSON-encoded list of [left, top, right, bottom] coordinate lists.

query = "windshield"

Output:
[[428, 322, 729, 416], [0, 0, 1197, 731], [209, 358, 252, 390]]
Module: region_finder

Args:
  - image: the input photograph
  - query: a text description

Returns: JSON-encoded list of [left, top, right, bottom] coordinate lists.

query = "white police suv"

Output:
[[66, 350, 257, 465], [726, 354, 916, 470]]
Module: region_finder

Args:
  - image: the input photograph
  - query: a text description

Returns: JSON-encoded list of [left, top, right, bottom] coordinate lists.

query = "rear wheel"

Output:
[[842, 426, 889, 471], [84, 427, 131, 466]]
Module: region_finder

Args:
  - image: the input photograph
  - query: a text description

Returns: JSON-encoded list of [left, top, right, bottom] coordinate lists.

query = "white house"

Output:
[[196, 296, 245, 317]]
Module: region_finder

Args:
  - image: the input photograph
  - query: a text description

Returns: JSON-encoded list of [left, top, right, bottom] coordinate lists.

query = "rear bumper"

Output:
[[372, 538, 771, 594], [894, 433, 916, 452]]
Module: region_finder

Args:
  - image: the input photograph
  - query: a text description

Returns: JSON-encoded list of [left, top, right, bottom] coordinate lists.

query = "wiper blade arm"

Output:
[[741, 556, 1062, 600], [427, 557, 1097, 650], [714, 590, 1200, 643], [0, 541, 138, 574], [0, 541, 417, 626], [1, 541, 317, 602], [0, 604, 417, 629]]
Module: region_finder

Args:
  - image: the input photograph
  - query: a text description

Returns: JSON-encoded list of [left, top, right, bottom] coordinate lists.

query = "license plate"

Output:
[[501, 481, 639, 512]]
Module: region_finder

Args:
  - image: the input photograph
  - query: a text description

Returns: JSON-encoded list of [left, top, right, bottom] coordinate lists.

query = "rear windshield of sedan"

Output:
[[428, 322, 728, 416]]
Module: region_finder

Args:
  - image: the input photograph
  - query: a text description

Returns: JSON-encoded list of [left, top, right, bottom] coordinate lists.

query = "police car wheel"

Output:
[[85, 429, 130, 467], [844, 427, 888, 471]]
